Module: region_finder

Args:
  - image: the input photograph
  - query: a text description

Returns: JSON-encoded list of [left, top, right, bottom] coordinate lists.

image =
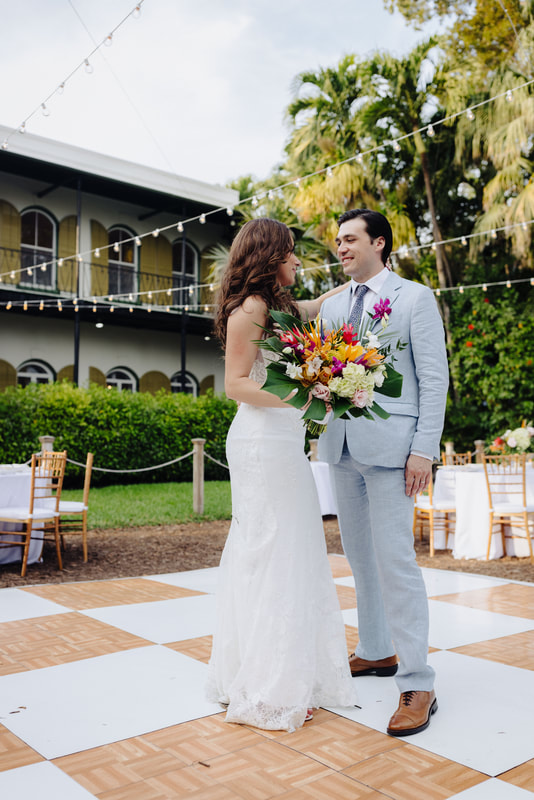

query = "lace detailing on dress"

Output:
[[249, 351, 267, 385]]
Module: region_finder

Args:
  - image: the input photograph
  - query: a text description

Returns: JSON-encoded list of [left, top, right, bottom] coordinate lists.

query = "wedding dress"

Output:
[[206, 352, 357, 732]]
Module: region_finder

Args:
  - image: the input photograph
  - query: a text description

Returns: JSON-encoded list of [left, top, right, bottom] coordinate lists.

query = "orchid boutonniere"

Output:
[[372, 297, 392, 324]]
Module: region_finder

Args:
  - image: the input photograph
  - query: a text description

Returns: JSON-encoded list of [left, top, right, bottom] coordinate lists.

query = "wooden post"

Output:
[[474, 440, 485, 464], [39, 435, 55, 452], [309, 440, 319, 462], [444, 441, 455, 455], [192, 438, 206, 514]]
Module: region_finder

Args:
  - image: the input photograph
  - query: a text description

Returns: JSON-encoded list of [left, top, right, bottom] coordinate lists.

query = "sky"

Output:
[[0, 0, 442, 188]]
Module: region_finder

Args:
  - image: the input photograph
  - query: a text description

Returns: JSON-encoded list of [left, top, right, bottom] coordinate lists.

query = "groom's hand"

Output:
[[404, 454, 432, 498]]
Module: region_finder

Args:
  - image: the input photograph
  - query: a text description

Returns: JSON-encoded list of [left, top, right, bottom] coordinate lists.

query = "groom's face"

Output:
[[336, 218, 385, 281]]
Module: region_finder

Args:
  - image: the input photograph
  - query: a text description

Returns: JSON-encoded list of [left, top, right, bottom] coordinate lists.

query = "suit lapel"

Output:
[[369, 272, 403, 333]]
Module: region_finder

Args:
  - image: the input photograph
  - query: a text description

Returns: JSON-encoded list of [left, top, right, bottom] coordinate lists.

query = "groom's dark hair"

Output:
[[338, 209, 393, 265]]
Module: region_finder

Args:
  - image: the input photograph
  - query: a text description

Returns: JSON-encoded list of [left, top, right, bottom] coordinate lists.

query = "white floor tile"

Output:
[[448, 778, 534, 798], [428, 599, 534, 650], [0, 645, 219, 760], [142, 567, 220, 594], [0, 588, 70, 622], [421, 567, 510, 596], [334, 575, 355, 587], [341, 607, 358, 627], [0, 761, 95, 798], [329, 650, 534, 776], [81, 594, 216, 643]]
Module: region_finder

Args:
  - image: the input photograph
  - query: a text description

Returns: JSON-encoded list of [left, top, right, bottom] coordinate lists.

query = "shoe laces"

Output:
[[401, 691, 417, 706]]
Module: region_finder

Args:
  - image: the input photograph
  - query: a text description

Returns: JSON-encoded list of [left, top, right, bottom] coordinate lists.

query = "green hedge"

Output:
[[0, 382, 237, 488]]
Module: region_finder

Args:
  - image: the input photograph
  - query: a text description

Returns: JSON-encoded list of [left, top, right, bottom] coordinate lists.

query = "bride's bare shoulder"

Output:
[[231, 295, 268, 318]]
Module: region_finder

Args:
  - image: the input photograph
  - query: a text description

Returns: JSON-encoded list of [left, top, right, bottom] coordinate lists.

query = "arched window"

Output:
[[20, 209, 56, 289], [106, 367, 137, 392], [17, 360, 55, 387], [172, 239, 198, 308], [170, 370, 198, 396], [108, 227, 137, 298]]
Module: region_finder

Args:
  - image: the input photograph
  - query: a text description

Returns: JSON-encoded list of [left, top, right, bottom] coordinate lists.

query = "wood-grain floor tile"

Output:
[[0, 613, 150, 675], [499, 758, 534, 790], [0, 724, 43, 772], [336, 585, 357, 610], [342, 742, 487, 799], [22, 578, 204, 610], [278, 771, 390, 798], [165, 635, 213, 664], [451, 629, 534, 670], [345, 624, 359, 654], [328, 555, 352, 579], [143, 716, 265, 763], [434, 583, 534, 619], [279, 715, 401, 770]]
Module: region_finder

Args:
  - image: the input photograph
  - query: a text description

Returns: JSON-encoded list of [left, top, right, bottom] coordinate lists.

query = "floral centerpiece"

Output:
[[257, 298, 406, 435], [489, 421, 534, 454]]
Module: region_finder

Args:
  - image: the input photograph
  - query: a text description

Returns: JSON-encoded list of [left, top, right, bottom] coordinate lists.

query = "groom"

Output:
[[318, 208, 449, 736]]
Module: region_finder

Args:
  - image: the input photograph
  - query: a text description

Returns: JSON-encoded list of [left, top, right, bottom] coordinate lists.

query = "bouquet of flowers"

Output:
[[489, 421, 534, 454], [257, 298, 405, 435]]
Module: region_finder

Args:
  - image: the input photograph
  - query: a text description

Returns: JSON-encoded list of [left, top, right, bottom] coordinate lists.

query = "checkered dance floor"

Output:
[[1, 555, 534, 799]]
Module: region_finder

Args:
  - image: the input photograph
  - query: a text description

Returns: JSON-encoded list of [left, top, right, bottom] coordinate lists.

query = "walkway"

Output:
[[1, 556, 533, 799]]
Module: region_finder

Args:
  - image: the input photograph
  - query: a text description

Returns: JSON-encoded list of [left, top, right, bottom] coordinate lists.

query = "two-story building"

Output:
[[0, 124, 239, 395]]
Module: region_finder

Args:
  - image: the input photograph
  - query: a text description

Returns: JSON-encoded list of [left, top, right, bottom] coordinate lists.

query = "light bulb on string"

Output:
[[147, 306, 152, 313], [41, 104, 50, 117], [530, 278, 534, 286], [57, 300, 62, 310], [6, 301, 12, 310], [166, 306, 170, 313], [58, 258, 63, 267], [84, 59, 93, 74], [152, 228, 160, 237], [27, 267, 33, 276], [436, 289, 441, 296], [392, 141, 401, 152], [293, 178, 301, 188], [466, 108, 474, 121], [40, 263, 46, 272], [491, 230, 497, 239], [135, 237, 141, 246], [427, 124, 435, 137], [133, 4, 141, 17], [506, 90, 513, 102], [1, 141, 8, 150], [94, 249, 100, 259], [77, 254, 83, 262], [92, 304, 97, 312], [19, 122, 26, 134], [110, 306, 114, 312], [166, 288, 172, 297], [113, 242, 119, 253], [39, 300, 44, 311], [267, 190, 275, 200], [506, 280, 512, 288], [461, 237, 467, 246], [199, 214, 206, 224], [185, 304, 189, 312], [23, 301, 28, 311], [148, 291, 153, 300], [326, 166, 333, 178], [128, 294, 134, 302], [356, 154, 363, 163], [177, 221, 183, 233], [10, 271, 15, 280], [482, 284, 487, 292], [104, 34, 113, 46], [108, 295, 114, 302], [459, 286, 464, 293], [129, 306, 133, 312], [522, 222, 528, 231], [251, 196, 259, 207], [57, 83, 65, 95], [226, 207, 233, 216]]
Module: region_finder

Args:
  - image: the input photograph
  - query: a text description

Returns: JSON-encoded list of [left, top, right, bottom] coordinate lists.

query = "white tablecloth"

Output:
[[434, 464, 534, 560], [0, 465, 44, 566], [310, 461, 338, 516]]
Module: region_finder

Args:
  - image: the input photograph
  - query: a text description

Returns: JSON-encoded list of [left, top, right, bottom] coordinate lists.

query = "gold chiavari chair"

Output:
[[482, 453, 534, 563]]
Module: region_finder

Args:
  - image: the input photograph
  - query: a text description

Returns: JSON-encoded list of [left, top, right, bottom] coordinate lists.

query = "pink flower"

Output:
[[351, 389, 369, 408], [372, 297, 392, 320], [311, 383, 331, 401]]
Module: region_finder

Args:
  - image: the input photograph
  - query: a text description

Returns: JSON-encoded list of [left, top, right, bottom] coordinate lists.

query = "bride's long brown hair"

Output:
[[214, 218, 299, 349]]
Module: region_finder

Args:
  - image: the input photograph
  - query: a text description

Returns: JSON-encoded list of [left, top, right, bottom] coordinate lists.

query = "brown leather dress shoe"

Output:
[[348, 653, 398, 677], [387, 690, 438, 736]]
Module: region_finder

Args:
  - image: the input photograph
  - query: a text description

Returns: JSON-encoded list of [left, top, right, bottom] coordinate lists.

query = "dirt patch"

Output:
[[1, 517, 532, 588]]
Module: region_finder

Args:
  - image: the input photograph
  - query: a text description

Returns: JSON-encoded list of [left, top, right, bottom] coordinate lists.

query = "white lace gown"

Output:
[[206, 354, 357, 732]]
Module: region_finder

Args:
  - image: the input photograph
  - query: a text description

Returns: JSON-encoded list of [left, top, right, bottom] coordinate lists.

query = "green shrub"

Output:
[[0, 383, 236, 488]]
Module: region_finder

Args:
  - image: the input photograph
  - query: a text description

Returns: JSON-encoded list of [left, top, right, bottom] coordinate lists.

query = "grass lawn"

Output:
[[61, 481, 232, 529]]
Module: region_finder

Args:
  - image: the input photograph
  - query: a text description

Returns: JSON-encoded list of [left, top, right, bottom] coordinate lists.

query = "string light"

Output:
[[466, 108, 475, 121], [483, 284, 487, 292], [326, 166, 334, 177], [23, 301, 28, 311], [177, 222, 184, 233], [506, 279, 512, 288], [84, 59, 94, 74], [226, 207, 234, 216], [392, 141, 401, 152], [152, 228, 160, 237], [94, 250, 100, 259], [491, 230, 498, 239], [39, 300, 44, 310], [251, 196, 259, 207], [506, 89, 513, 102], [461, 237, 467, 246], [41, 104, 50, 117], [135, 237, 141, 246], [6, 302, 11, 310], [199, 214, 206, 224], [427, 124, 435, 137], [104, 34, 113, 46]]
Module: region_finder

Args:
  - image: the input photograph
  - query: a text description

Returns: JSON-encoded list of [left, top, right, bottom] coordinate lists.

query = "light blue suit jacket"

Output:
[[317, 272, 449, 468]]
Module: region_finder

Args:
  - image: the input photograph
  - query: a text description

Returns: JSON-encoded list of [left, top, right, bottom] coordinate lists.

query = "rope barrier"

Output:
[[204, 453, 229, 470], [66, 452, 194, 473]]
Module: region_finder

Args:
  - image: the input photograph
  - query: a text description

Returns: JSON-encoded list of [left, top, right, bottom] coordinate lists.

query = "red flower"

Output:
[[466, 341, 473, 347], [468, 323, 475, 330], [484, 298, 490, 303]]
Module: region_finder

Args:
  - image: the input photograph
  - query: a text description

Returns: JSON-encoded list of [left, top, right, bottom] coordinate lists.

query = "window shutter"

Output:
[[89, 366, 106, 386], [90, 220, 109, 298], [199, 374, 214, 395], [0, 200, 21, 284], [0, 359, 17, 390], [139, 370, 171, 394], [140, 235, 172, 305], [57, 365, 74, 383], [57, 215, 77, 292]]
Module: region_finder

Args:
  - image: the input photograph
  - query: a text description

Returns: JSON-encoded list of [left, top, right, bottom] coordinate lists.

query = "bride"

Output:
[[206, 218, 357, 732]]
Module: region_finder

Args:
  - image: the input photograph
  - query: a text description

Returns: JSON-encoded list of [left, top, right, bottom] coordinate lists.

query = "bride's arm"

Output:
[[224, 295, 294, 408], [297, 279, 350, 321]]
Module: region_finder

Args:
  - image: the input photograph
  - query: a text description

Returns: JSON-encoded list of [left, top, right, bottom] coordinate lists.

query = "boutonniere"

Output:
[[372, 297, 392, 324]]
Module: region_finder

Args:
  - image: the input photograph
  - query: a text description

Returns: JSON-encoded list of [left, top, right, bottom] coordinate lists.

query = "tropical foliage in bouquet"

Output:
[[489, 421, 534, 455], [257, 301, 405, 435]]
